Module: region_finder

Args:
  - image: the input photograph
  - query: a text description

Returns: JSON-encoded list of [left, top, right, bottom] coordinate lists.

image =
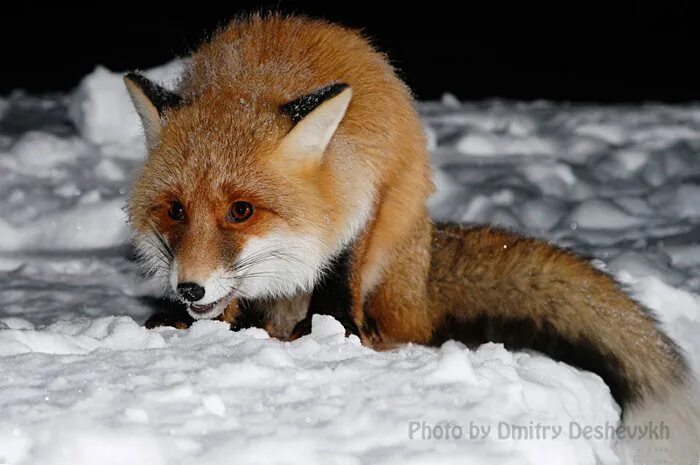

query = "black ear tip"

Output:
[[123, 72, 149, 88], [323, 83, 350, 99], [281, 82, 352, 125], [122, 72, 182, 115]]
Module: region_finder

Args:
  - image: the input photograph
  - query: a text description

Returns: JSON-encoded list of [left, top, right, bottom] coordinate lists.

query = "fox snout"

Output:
[[167, 261, 237, 319], [176, 282, 205, 302], [174, 281, 229, 319]]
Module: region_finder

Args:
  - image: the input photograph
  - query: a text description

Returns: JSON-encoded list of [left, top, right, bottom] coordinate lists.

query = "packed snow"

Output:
[[0, 62, 699, 464]]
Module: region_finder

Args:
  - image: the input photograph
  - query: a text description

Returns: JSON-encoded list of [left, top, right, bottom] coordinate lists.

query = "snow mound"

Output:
[[0, 316, 165, 356], [0, 316, 620, 465]]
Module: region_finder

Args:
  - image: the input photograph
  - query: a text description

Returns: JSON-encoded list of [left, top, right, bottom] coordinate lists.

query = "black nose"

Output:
[[177, 282, 205, 302]]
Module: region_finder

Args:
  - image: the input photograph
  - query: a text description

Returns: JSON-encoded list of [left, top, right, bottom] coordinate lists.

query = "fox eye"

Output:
[[168, 201, 185, 221], [228, 201, 254, 223]]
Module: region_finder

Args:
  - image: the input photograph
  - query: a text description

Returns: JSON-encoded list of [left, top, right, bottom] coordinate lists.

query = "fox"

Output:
[[124, 14, 699, 463]]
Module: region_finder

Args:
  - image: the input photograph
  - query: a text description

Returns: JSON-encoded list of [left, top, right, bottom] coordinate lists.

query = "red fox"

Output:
[[125, 14, 699, 462]]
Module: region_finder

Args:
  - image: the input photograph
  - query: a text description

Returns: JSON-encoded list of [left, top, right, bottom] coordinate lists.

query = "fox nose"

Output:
[[177, 282, 205, 302]]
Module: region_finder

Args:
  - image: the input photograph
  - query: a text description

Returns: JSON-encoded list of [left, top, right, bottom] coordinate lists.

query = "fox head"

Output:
[[124, 73, 368, 320]]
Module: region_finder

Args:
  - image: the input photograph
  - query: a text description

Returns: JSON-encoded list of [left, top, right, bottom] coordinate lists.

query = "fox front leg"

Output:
[[290, 246, 361, 339], [228, 299, 269, 332], [144, 301, 194, 329]]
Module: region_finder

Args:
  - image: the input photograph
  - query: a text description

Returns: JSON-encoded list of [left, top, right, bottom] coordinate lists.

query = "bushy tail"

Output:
[[429, 225, 700, 463]]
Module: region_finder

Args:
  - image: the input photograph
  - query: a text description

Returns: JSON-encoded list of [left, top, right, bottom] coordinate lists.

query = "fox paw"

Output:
[[144, 312, 194, 329], [290, 315, 362, 340], [289, 316, 313, 340]]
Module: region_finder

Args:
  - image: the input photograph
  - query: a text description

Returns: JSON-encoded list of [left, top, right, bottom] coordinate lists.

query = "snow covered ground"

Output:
[[0, 63, 699, 464]]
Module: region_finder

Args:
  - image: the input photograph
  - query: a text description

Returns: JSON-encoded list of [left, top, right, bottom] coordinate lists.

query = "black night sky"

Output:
[[2, 2, 699, 102]]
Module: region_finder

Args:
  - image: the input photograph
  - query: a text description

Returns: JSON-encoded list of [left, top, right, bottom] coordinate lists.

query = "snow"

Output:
[[0, 64, 699, 464], [68, 60, 184, 145]]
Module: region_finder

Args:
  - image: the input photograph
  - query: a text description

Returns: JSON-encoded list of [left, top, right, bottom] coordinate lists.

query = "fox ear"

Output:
[[123, 73, 182, 149], [278, 83, 352, 163]]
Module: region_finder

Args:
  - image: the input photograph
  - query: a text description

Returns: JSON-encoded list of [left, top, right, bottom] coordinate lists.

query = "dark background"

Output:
[[2, 2, 698, 102]]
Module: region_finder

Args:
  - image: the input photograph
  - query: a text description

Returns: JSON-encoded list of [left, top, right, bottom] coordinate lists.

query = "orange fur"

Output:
[[127, 15, 692, 431], [427, 225, 686, 401]]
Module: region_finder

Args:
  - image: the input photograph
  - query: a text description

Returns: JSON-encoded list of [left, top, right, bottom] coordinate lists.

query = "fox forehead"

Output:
[[142, 100, 286, 182], [159, 95, 286, 161]]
